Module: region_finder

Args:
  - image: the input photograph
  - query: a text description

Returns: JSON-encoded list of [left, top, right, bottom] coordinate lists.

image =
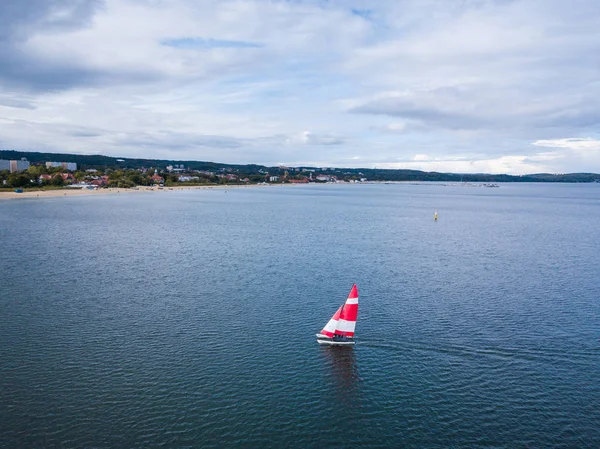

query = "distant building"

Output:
[[269, 176, 280, 182], [46, 161, 77, 170], [178, 175, 199, 182], [151, 174, 164, 184], [167, 164, 184, 172], [0, 158, 30, 173]]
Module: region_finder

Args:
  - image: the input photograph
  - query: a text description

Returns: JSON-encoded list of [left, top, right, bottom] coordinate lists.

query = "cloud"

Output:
[[0, 95, 36, 110], [352, 90, 489, 130], [383, 123, 407, 133], [0, 0, 110, 90], [112, 131, 244, 150], [285, 131, 345, 146], [0, 0, 103, 41], [529, 138, 600, 170], [412, 154, 430, 161], [345, 1, 600, 137], [532, 138, 600, 152], [370, 122, 412, 133], [1, 0, 600, 173], [379, 154, 553, 175]]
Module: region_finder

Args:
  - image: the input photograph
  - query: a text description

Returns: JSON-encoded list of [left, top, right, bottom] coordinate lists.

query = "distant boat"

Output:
[[316, 284, 359, 346], [14, 189, 23, 193]]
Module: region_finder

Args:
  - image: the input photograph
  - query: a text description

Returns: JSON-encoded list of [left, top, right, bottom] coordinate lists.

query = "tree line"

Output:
[[2, 149, 599, 187]]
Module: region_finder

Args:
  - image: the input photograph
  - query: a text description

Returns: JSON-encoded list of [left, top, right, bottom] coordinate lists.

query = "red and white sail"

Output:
[[335, 284, 358, 337], [319, 284, 359, 338], [319, 306, 342, 338]]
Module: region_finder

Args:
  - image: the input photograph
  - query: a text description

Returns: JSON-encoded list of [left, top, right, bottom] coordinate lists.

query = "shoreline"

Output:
[[0, 184, 283, 200]]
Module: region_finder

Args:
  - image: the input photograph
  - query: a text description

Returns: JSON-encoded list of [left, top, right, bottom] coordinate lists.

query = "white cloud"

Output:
[[412, 154, 430, 161], [532, 138, 600, 152], [376, 122, 408, 133], [528, 138, 600, 172], [284, 131, 345, 146], [379, 155, 552, 175]]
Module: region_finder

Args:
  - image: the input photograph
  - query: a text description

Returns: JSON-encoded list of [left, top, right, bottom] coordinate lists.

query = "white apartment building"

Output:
[[46, 162, 77, 170], [0, 158, 30, 173]]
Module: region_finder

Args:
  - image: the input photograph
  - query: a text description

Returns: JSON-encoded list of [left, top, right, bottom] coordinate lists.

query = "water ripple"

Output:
[[1, 184, 600, 448]]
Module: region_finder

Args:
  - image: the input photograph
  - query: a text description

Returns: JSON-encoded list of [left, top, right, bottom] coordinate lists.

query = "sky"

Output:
[[1, 0, 599, 174]]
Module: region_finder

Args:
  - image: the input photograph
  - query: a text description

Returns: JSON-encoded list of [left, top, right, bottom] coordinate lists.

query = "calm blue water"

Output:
[[1, 183, 599, 448]]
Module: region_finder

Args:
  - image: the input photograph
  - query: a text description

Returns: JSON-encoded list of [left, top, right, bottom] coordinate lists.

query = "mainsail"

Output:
[[319, 284, 359, 338]]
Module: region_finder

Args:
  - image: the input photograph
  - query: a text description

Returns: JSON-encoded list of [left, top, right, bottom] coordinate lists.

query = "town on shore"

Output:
[[1, 157, 368, 191], [1, 150, 599, 191]]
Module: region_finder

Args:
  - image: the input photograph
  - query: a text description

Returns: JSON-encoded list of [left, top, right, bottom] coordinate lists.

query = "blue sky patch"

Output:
[[351, 9, 373, 20], [161, 37, 264, 49]]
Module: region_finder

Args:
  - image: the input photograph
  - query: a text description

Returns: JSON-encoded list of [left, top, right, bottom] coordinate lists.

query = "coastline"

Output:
[[0, 184, 279, 200]]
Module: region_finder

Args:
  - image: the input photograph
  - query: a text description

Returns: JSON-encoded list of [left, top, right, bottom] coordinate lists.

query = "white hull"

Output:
[[316, 333, 356, 346], [317, 339, 356, 346]]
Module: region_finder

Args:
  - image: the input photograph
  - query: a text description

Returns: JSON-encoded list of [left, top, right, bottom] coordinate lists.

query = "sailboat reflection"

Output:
[[320, 346, 360, 394]]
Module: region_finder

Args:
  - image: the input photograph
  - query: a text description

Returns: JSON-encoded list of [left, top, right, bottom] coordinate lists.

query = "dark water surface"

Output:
[[1, 183, 599, 448]]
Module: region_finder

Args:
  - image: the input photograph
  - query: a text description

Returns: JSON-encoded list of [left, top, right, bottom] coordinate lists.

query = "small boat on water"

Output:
[[316, 284, 359, 346]]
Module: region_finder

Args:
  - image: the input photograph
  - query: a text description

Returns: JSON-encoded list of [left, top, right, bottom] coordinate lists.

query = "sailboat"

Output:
[[316, 284, 359, 346]]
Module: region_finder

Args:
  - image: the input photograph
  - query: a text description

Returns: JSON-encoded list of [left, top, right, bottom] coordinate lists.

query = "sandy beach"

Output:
[[0, 184, 276, 200]]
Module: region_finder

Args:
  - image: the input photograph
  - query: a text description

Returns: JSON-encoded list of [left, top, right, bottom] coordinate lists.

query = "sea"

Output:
[[1, 183, 599, 448]]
